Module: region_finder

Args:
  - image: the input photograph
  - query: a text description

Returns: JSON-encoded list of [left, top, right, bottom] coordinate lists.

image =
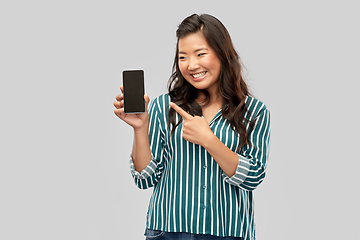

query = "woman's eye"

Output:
[[179, 56, 186, 60], [197, 53, 206, 57]]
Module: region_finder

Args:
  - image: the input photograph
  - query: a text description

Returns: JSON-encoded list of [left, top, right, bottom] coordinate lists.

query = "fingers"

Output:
[[114, 108, 126, 120], [114, 92, 123, 108], [114, 85, 124, 108], [169, 102, 192, 120], [113, 99, 123, 109], [115, 93, 123, 102], [114, 89, 124, 117], [114, 87, 125, 119], [114, 86, 149, 118]]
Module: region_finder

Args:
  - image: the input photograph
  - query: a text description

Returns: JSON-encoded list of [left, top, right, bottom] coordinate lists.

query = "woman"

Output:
[[114, 13, 270, 240]]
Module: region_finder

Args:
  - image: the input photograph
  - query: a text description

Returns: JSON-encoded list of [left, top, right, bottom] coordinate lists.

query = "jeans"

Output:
[[145, 229, 243, 240]]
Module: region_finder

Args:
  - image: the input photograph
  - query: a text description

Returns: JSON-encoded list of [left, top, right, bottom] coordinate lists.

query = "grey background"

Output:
[[1, 0, 359, 239]]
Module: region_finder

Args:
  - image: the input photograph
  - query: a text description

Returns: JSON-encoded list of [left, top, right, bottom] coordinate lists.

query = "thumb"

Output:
[[144, 94, 150, 112]]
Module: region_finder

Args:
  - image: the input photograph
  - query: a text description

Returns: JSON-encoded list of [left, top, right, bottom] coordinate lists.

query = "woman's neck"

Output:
[[197, 90, 222, 106]]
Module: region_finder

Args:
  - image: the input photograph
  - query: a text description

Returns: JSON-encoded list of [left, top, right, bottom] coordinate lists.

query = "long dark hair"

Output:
[[168, 14, 254, 149]]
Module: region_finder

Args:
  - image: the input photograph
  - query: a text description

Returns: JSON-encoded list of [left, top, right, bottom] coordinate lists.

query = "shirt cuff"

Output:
[[222, 154, 250, 186], [129, 154, 158, 180]]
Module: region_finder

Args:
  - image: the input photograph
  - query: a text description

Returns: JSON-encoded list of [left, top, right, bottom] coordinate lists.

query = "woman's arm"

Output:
[[169, 102, 238, 177], [169, 101, 271, 190], [202, 134, 239, 177], [131, 126, 152, 172], [114, 85, 151, 172]]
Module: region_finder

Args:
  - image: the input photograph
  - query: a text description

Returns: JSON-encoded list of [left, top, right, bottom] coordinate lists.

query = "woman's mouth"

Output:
[[191, 71, 207, 81]]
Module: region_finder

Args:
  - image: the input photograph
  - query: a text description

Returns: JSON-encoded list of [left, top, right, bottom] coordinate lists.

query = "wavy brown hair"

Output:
[[168, 14, 254, 149]]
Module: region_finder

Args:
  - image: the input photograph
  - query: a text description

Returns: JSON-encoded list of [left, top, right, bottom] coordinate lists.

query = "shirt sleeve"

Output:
[[222, 106, 271, 191], [129, 98, 166, 190]]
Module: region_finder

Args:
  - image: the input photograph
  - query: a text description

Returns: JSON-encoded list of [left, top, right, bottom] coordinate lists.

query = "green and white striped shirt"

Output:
[[130, 93, 271, 239]]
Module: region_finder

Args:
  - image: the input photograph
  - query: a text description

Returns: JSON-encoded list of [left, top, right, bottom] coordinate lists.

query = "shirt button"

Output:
[[203, 185, 207, 189], [203, 165, 207, 169], [202, 205, 206, 209]]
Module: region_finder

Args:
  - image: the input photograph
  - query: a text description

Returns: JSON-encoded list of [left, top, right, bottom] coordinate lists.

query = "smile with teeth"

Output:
[[191, 71, 207, 78]]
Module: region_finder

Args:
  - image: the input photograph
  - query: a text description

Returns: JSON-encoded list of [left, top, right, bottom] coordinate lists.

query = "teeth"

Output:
[[192, 72, 206, 78]]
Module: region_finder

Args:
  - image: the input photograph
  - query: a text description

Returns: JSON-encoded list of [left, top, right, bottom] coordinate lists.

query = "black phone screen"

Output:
[[123, 70, 145, 114]]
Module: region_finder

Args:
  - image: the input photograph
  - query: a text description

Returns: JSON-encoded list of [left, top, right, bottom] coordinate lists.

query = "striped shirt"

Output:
[[130, 93, 271, 239]]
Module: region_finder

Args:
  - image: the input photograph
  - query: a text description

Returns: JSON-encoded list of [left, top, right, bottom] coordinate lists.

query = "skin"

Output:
[[114, 31, 239, 177], [114, 86, 151, 172], [178, 31, 223, 124]]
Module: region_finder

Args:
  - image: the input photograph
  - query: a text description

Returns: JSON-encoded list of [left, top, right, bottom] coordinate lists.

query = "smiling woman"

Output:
[[178, 32, 221, 98], [168, 14, 253, 150], [114, 13, 271, 240]]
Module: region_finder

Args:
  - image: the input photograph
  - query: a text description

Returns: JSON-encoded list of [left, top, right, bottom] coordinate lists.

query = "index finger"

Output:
[[169, 102, 192, 120]]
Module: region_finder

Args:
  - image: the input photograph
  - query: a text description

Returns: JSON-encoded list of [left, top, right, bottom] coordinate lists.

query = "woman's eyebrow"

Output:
[[194, 48, 208, 52], [178, 48, 209, 54]]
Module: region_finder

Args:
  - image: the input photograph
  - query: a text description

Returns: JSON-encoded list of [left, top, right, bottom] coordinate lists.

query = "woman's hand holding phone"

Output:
[[114, 85, 150, 131]]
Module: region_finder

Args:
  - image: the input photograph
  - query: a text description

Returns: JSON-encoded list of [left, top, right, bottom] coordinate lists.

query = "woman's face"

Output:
[[178, 31, 221, 95]]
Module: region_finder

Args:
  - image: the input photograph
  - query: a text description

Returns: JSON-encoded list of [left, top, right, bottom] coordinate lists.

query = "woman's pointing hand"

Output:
[[169, 102, 214, 146]]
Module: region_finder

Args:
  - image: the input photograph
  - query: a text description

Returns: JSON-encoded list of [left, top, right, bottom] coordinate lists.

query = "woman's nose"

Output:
[[188, 57, 199, 71]]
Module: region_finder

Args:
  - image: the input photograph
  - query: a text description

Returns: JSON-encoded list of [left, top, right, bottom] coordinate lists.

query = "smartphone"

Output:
[[122, 70, 145, 114]]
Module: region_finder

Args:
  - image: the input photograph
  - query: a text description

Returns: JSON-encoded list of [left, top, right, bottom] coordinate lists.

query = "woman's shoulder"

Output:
[[244, 95, 269, 117], [148, 93, 171, 114]]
